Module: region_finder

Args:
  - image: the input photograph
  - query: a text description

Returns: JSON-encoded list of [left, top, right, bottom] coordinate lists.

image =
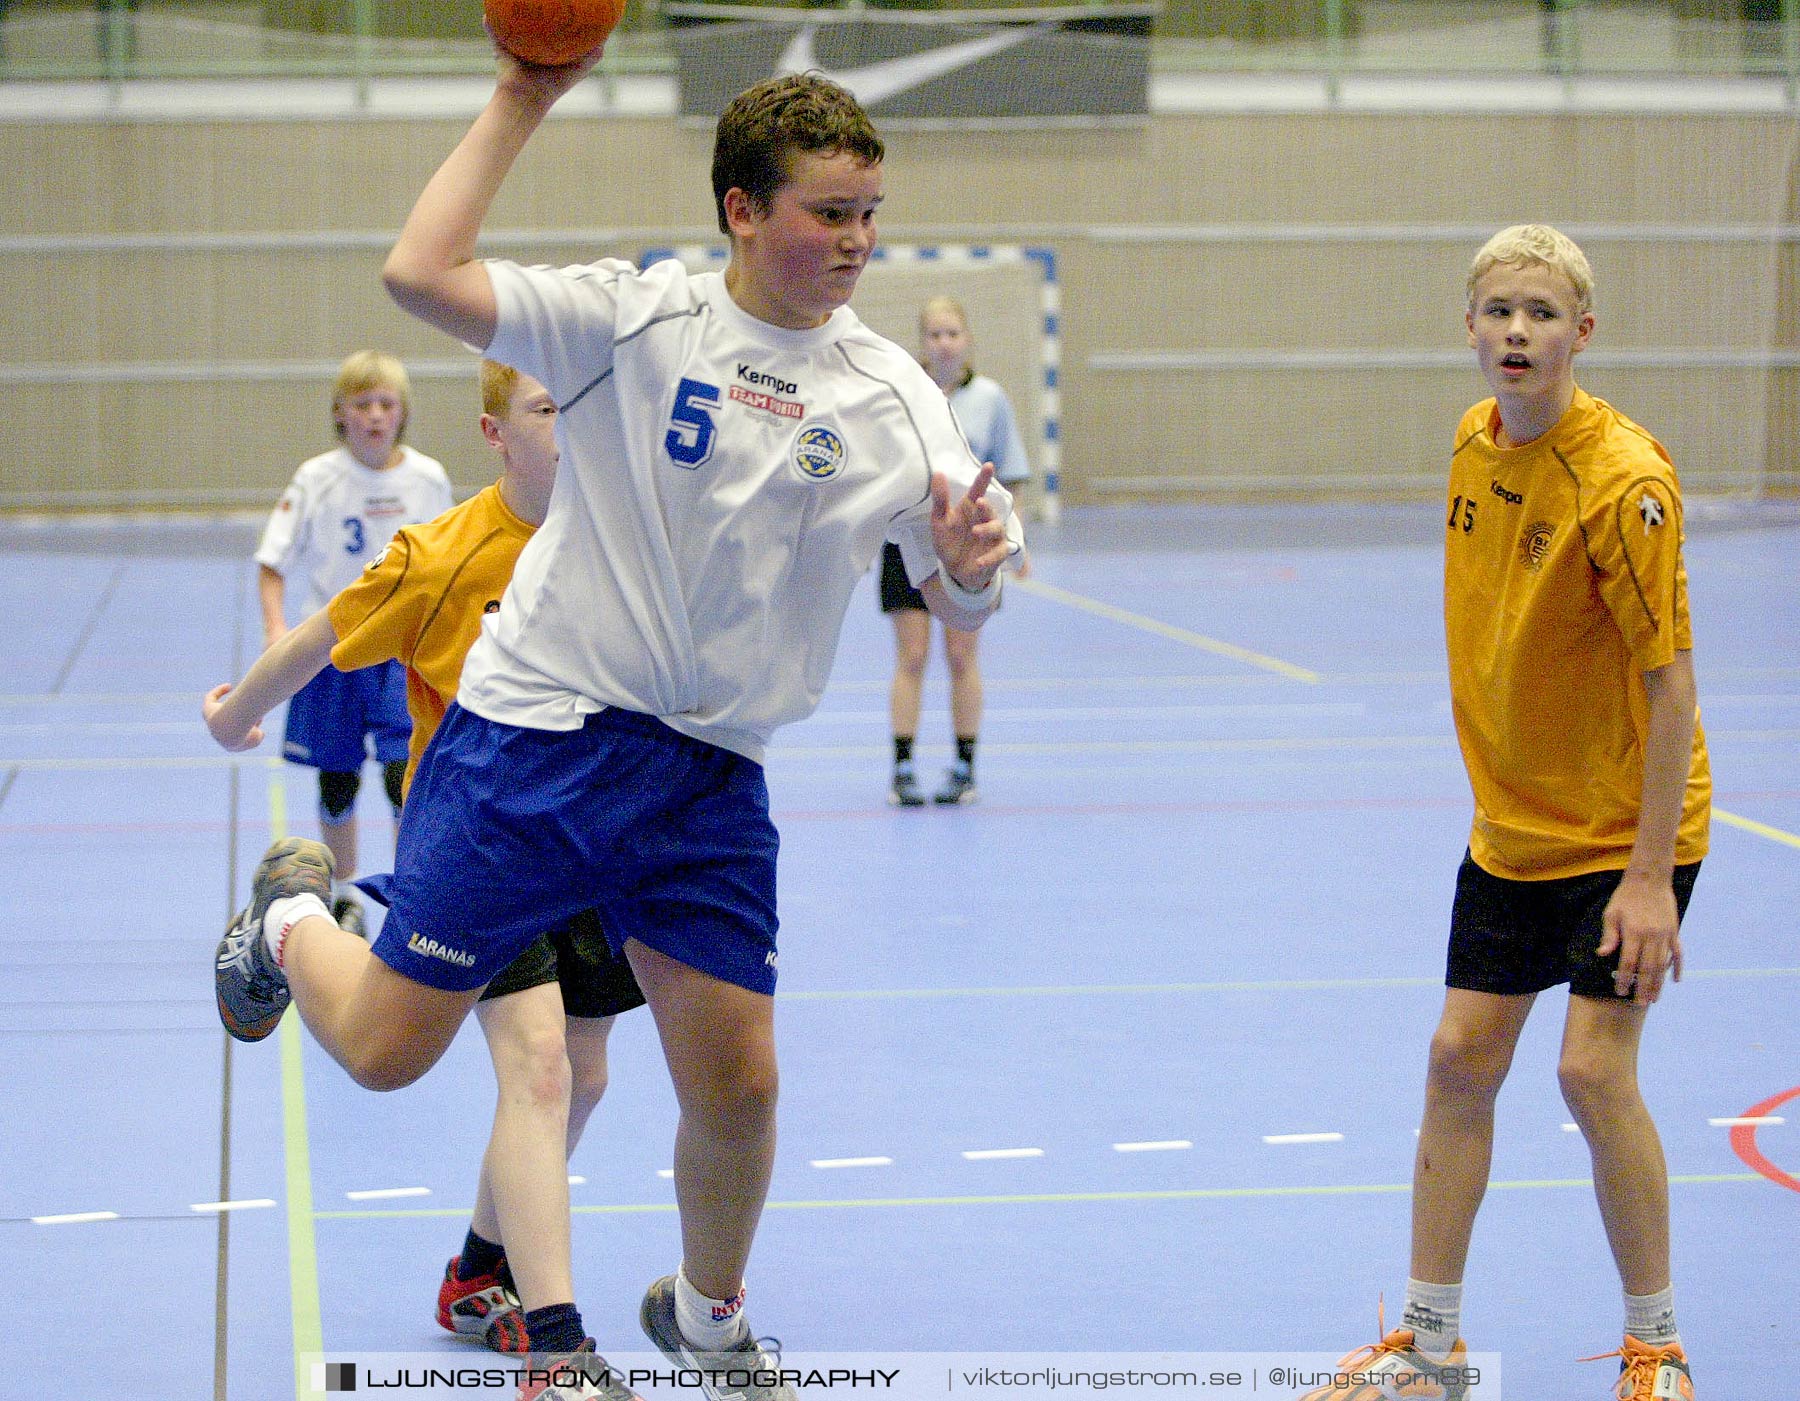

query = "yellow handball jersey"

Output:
[[1444, 387, 1711, 880], [326, 482, 536, 798]]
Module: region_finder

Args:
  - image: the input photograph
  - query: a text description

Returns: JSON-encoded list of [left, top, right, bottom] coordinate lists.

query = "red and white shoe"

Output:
[[436, 1256, 524, 1351]]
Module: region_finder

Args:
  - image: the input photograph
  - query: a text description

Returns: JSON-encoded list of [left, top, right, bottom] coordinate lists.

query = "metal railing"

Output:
[[4, 1, 1800, 89]]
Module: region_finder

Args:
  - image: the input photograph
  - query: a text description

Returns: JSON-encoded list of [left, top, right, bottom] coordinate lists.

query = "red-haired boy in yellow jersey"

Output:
[[205, 363, 643, 1380], [1301, 226, 1708, 1401]]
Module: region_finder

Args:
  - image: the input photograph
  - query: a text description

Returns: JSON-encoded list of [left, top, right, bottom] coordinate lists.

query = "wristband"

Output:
[[937, 565, 1002, 611]]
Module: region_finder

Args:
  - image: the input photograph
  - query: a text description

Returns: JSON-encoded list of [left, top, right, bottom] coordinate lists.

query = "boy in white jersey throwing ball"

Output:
[[214, 52, 1022, 1397], [1299, 226, 1708, 1401]]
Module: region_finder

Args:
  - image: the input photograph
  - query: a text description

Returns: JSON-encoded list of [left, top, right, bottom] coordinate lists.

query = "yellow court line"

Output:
[[267, 777, 325, 1401], [313, 1171, 1763, 1222], [1715, 806, 1800, 852], [1011, 577, 1321, 684]]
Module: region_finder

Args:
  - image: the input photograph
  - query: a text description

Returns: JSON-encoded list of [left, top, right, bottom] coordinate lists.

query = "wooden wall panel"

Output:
[[4, 108, 1796, 506]]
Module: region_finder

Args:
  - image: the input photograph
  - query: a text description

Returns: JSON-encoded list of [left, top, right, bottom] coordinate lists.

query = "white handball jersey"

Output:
[[949, 374, 1031, 486], [255, 446, 454, 617], [468, 257, 1025, 763]]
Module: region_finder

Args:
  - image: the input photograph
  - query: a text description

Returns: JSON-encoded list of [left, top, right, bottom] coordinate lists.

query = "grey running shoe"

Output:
[[214, 837, 333, 1042], [933, 765, 978, 805], [638, 1275, 795, 1401], [887, 767, 925, 807], [517, 1340, 644, 1401]]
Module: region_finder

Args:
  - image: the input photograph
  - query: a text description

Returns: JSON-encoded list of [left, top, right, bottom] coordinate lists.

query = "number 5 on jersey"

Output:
[[667, 378, 722, 469]]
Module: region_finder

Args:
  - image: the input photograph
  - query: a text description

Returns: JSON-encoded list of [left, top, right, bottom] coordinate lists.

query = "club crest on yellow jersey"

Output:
[[1519, 521, 1555, 572], [792, 423, 847, 482]]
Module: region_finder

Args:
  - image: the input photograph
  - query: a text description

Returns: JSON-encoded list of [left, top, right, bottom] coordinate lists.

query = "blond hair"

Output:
[[919, 294, 969, 334], [479, 359, 520, 419], [331, 350, 411, 442], [1467, 224, 1594, 316]]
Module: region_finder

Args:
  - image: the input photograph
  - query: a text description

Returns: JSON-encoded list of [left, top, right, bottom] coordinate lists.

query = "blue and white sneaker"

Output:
[[933, 764, 978, 805], [638, 1275, 794, 1401], [214, 837, 333, 1042]]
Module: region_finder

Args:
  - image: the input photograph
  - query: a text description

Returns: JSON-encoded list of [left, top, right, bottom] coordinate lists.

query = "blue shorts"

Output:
[[282, 660, 411, 773], [370, 704, 780, 996]]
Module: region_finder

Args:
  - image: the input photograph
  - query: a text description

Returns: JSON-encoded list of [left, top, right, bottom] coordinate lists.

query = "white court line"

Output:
[[345, 1186, 431, 1201], [825, 674, 1308, 695], [656, 1169, 674, 1179], [1113, 1140, 1192, 1153], [1710, 1116, 1786, 1128], [567, 1176, 586, 1186], [32, 1211, 118, 1224], [962, 1148, 1044, 1160], [1562, 1123, 1581, 1133], [811, 1156, 894, 1169], [189, 1198, 276, 1213], [1263, 1132, 1344, 1145]]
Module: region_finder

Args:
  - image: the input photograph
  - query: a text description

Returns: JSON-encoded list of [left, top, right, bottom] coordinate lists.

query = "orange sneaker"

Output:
[[1296, 1325, 1469, 1399], [1585, 1336, 1695, 1401]]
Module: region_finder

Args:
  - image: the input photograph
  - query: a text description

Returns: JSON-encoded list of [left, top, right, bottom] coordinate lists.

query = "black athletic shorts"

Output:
[[878, 541, 927, 614], [480, 908, 647, 1018], [1446, 851, 1701, 998]]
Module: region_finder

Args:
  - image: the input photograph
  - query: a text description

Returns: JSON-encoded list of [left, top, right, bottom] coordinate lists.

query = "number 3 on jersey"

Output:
[[666, 378, 722, 469]]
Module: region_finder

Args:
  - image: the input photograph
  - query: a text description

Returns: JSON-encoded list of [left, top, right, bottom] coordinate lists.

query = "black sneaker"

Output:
[[933, 765, 978, 805], [638, 1275, 794, 1401], [214, 837, 333, 1042], [887, 767, 925, 807], [332, 891, 367, 941]]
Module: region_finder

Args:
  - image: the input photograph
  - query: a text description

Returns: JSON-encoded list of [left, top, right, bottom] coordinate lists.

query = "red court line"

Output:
[[1730, 1085, 1800, 1195]]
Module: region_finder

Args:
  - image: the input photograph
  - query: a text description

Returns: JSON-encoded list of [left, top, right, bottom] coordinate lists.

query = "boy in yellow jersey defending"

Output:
[[205, 363, 643, 1388], [1300, 226, 1708, 1401]]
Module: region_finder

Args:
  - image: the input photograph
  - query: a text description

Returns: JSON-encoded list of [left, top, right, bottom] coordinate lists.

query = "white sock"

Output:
[[1625, 1285, 1680, 1348], [1400, 1278, 1463, 1358], [262, 892, 332, 967], [674, 1267, 748, 1349]]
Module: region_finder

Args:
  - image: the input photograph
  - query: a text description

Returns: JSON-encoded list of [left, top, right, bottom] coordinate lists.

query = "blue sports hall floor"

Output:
[[3, 500, 1795, 1399]]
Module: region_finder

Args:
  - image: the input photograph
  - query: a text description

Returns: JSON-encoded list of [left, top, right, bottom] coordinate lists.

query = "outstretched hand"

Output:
[[930, 462, 1012, 591], [203, 682, 265, 753]]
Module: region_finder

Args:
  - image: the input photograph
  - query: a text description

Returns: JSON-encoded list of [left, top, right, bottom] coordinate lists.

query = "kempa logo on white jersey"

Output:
[[408, 932, 477, 968], [737, 364, 798, 396], [775, 22, 1052, 106]]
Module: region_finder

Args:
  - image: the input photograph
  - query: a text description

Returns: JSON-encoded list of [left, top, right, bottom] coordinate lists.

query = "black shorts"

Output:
[[1446, 851, 1701, 999], [878, 541, 927, 614], [480, 908, 647, 1018]]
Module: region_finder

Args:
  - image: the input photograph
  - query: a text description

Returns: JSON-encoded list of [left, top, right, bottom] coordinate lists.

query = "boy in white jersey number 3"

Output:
[[212, 46, 1022, 1401]]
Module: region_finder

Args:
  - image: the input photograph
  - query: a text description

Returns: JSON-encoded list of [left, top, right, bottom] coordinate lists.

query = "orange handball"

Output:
[[484, 0, 623, 67]]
